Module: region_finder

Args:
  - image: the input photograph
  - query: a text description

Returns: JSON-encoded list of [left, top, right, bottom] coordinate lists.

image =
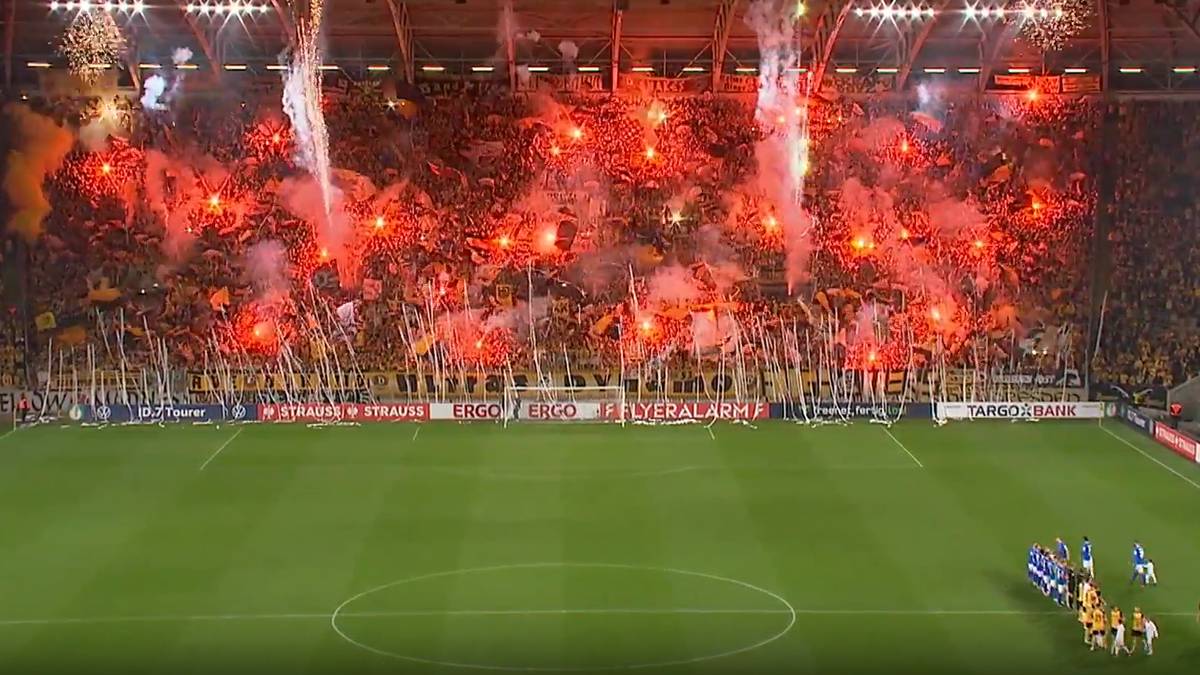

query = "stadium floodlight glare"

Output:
[[223, 64, 247, 71], [857, 4, 936, 19], [471, 65, 495, 72], [876, 67, 899, 74], [26, 61, 52, 68], [526, 66, 550, 72], [958, 67, 981, 74], [631, 66, 655, 72], [318, 65, 338, 71], [421, 65, 445, 72], [577, 66, 601, 72], [735, 66, 757, 72], [176, 63, 199, 70], [681, 66, 705, 72], [366, 65, 390, 72], [265, 64, 286, 71], [1008, 67, 1031, 74], [187, 2, 268, 14], [1172, 66, 1196, 74], [923, 67, 946, 73], [835, 66, 858, 74], [1118, 67, 1143, 73], [138, 63, 161, 69], [1063, 67, 1087, 74]]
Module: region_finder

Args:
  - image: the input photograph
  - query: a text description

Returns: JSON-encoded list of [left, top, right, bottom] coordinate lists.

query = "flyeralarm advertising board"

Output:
[[599, 401, 769, 421], [936, 402, 1105, 420]]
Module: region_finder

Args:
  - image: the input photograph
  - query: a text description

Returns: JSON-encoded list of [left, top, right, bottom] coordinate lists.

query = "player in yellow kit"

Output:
[[1110, 606, 1123, 643], [1130, 607, 1145, 653], [1091, 606, 1107, 651], [1078, 604, 1092, 645]]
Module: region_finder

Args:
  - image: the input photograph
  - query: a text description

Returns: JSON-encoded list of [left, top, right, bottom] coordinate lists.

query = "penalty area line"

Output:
[[882, 427, 924, 469], [1099, 423, 1200, 491], [199, 427, 244, 471]]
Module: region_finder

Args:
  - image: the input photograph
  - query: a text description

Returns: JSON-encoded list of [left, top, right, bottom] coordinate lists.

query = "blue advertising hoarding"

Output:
[[75, 403, 257, 424]]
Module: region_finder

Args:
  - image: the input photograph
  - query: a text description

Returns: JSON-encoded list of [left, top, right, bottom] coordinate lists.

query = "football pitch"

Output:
[[0, 419, 1197, 675]]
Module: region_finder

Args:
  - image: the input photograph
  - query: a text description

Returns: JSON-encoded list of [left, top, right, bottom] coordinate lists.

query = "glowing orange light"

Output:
[[542, 230, 557, 246], [868, 350, 878, 363], [776, 114, 786, 124], [319, 247, 329, 259], [899, 228, 910, 240], [973, 239, 985, 250], [669, 211, 683, 224], [645, 146, 656, 160], [475, 339, 483, 349], [374, 216, 385, 229], [208, 194, 221, 208], [900, 138, 910, 154], [1031, 199, 1043, 212], [930, 307, 942, 321], [498, 235, 511, 249], [1026, 88, 1039, 102], [764, 214, 778, 231], [271, 132, 281, 143], [550, 145, 561, 156], [640, 319, 653, 332], [852, 236, 868, 250], [570, 127, 583, 140], [100, 162, 112, 175]]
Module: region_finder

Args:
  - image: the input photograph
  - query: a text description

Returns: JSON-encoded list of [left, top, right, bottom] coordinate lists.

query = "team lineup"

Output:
[[1029, 537, 1166, 657]]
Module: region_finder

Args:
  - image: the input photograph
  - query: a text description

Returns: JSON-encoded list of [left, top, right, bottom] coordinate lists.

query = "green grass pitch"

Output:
[[0, 419, 1197, 675]]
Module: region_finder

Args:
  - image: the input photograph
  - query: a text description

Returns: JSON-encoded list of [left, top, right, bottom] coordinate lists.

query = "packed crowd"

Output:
[[2, 80, 1118, 390], [1091, 101, 1200, 396]]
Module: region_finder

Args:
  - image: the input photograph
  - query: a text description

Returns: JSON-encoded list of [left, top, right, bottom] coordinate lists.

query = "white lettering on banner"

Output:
[[601, 402, 768, 421], [138, 406, 206, 420], [1153, 424, 1198, 462], [937, 402, 1105, 420]]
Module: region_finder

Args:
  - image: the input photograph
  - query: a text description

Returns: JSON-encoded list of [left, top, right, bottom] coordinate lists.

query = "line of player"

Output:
[[1028, 537, 1160, 656]]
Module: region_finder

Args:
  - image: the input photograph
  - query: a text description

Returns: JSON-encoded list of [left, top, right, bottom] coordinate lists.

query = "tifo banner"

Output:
[[936, 402, 1104, 420], [774, 401, 933, 420], [599, 402, 768, 422], [1152, 423, 1198, 462], [79, 403, 256, 424], [260, 403, 430, 423], [186, 369, 1087, 402]]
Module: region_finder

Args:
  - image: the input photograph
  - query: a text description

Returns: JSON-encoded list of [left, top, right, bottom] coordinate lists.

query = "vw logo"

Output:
[[232, 404, 247, 420], [96, 405, 111, 421]]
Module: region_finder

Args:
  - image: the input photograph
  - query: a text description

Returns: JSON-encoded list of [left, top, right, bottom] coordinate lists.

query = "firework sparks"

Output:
[[282, 0, 336, 245], [58, 11, 125, 83], [1018, 0, 1091, 52]]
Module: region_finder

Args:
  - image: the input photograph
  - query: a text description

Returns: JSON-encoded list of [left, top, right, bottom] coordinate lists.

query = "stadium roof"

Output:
[[5, 0, 1200, 93]]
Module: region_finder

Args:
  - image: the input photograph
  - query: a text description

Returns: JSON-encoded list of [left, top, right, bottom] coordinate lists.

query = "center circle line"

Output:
[[329, 562, 797, 671]]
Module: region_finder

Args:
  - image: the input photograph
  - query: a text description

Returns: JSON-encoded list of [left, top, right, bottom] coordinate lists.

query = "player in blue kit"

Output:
[[1131, 542, 1146, 584], [1056, 537, 1070, 562], [1081, 536, 1094, 577]]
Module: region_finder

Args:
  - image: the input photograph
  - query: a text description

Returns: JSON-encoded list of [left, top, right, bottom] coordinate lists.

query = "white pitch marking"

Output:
[[3, 607, 1195, 628], [411, 426, 421, 442], [199, 427, 243, 471], [1099, 423, 1200, 491], [882, 426, 925, 468], [0, 428, 17, 444]]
